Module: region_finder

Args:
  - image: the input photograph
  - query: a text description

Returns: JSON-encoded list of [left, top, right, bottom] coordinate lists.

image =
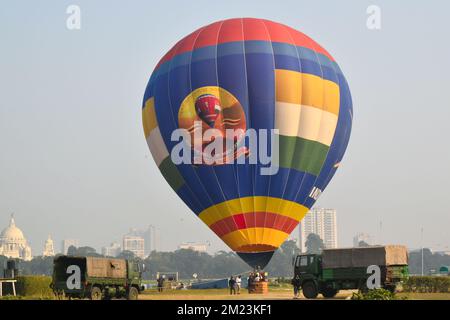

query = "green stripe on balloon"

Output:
[[158, 157, 185, 191], [278, 135, 329, 176]]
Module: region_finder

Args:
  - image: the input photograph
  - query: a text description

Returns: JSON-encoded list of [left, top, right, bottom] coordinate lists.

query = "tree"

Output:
[[305, 233, 324, 254], [67, 245, 77, 256], [117, 250, 136, 261], [358, 240, 370, 247], [265, 240, 301, 277], [19, 256, 55, 275], [67, 246, 101, 257]]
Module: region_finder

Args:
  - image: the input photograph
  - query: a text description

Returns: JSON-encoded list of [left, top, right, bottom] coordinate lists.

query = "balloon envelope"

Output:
[[142, 18, 352, 268]]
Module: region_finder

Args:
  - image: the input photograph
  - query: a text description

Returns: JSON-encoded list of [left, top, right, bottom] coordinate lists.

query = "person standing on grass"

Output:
[[228, 276, 236, 295], [291, 275, 301, 299], [236, 275, 242, 294], [157, 276, 163, 292], [247, 273, 255, 293]]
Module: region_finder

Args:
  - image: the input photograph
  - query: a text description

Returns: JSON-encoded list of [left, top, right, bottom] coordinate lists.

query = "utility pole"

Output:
[[421, 227, 424, 276], [377, 220, 383, 245]]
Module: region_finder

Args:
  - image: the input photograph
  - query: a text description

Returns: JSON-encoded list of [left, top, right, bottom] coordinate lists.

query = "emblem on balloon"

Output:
[[178, 86, 249, 165]]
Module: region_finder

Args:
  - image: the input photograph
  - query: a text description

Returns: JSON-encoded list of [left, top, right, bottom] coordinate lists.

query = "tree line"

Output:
[[0, 240, 300, 279], [1, 235, 449, 279]]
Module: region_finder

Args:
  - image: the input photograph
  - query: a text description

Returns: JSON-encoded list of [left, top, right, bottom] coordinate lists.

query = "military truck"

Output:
[[51, 255, 145, 300], [292, 245, 409, 299]]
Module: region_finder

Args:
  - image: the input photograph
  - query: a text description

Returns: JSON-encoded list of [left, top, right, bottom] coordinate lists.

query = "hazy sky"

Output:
[[1, 1, 449, 255]]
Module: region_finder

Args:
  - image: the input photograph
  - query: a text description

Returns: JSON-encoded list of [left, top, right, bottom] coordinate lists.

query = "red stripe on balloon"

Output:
[[154, 27, 204, 70], [218, 18, 244, 44], [154, 18, 335, 72], [194, 21, 223, 49], [242, 18, 272, 42], [209, 212, 298, 237]]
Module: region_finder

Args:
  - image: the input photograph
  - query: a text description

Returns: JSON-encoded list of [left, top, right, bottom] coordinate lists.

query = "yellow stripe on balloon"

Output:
[[221, 228, 289, 251], [275, 69, 340, 116], [142, 97, 158, 138], [198, 196, 309, 226]]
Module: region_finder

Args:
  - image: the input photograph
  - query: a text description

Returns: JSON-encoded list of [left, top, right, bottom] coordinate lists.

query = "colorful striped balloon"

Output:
[[142, 18, 353, 268]]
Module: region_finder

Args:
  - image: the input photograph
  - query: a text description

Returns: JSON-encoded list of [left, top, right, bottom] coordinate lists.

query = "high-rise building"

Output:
[[42, 235, 55, 256], [353, 233, 373, 247], [144, 225, 158, 255], [61, 239, 79, 254], [123, 229, 145, 258], [101, 242, 121, 257], [178, 242, 208, 252], [299, 208, 337, 252]]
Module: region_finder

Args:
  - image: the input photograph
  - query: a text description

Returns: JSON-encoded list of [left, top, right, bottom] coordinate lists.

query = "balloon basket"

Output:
[[248, 281, 269, 294]]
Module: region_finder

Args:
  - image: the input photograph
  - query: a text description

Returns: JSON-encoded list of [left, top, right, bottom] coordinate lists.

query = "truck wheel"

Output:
[[357, 280, 369, 294], [302, 281, 318, 299], [90, 286, 103, 300], [127, 287, 139, 300], [322, 288, 338, 298], [384, 285, 396, 293]]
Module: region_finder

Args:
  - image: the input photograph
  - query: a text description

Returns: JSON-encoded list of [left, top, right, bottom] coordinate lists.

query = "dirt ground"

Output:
[[139, 288, 450, 300], [139, 288, 355, 300]]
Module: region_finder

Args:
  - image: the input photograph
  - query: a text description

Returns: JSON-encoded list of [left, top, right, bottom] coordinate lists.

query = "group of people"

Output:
[[228, 275, 242, 295], [228, 271, 269, 294], [247, 271, 268, 293], [248, 271, 267, 284]]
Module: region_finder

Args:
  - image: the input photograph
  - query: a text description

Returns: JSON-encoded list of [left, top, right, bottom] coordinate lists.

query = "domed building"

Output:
[[0, 214, 32, 261]]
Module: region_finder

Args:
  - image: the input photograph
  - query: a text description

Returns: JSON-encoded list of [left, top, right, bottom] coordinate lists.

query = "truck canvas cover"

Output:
[[86, 257, 127, 278], [322, 245, 408, 268]]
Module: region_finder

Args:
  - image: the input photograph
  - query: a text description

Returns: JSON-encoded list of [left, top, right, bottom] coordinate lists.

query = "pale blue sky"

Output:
[[1, 1, 449, 254]]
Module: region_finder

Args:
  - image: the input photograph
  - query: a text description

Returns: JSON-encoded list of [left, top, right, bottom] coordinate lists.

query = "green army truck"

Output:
[[51, 255, 145, 300], [292, 245, 409, 299]]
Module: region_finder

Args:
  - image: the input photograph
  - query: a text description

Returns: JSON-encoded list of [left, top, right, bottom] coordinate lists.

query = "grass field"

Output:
[[397, 292, 450, 300]]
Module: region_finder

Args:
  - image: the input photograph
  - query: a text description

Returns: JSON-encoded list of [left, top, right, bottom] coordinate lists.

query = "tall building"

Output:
[[42, 235, 55, 256], [178, 242, 208, 252], [353, 232, 373, 247], [0, 214, 32, 261], [299, 208, 337, 252], [123, 229, 145, 258], [61, 239, 79, 254], [101, 242, 121, 257], [144, 225, 158, 255]]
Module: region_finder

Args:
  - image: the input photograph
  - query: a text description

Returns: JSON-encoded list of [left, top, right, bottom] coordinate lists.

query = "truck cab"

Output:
[[294, 254, 321, 278], [292, 254, 338, 299], [127, 260, 144, 288]]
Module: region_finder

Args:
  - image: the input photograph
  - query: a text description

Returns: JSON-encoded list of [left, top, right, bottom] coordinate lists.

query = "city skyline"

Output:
[[1, 1, 449, 255], [0, 211, 447, 258]]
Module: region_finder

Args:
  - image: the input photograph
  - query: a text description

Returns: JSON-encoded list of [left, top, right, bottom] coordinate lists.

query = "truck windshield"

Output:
[[295, 255, 315, 267], [299, 256, 308, 267]]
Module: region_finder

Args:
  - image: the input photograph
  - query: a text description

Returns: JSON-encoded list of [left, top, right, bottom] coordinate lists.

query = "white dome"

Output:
[[0, 216, 25, 241]]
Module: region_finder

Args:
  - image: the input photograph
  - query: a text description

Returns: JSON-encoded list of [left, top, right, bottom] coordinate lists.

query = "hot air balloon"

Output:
[[142, 18, 352, 269]]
